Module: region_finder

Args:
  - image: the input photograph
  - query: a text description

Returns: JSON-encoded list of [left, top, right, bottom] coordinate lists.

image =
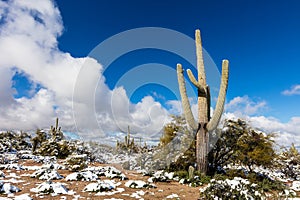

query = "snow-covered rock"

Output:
[[0, 163, 24, 170], [42, 163, 65, 170], [0, 181, 21, 194], [95, 187, 125, 196], [83, 166, 127, 180], [149, 170, 174, 182], [0, 170, 5, 178], [30, 181, 71, 195], [130, 190, 145, 199], [83, 180, 120, 192], [66, 171, 98, 181], [30, 168, 63, 180], [125, 180, 156, 189], [291, 181, 300, 191], [33, 156, 57, 164]]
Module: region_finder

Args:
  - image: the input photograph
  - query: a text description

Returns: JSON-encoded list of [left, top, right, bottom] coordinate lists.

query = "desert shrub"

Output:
[[199, 177, 264, 200], [199, 176, 295, 199], [159, 115, 196, 171], [65, 154, 88, 171], [208, 119, 276, 175], [34, 139, 76, 159], [275, 144, 300, 180], [0, 131, 32, 153], [174, 170, 188, 179]]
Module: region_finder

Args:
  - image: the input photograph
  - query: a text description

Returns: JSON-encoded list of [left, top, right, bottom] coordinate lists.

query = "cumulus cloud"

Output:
[[0, 0, 169, 143], [225, 95, 267, 117], [242, 115, 300, 148], [282, 85, 300, 96], [223, 95, 300, 148]]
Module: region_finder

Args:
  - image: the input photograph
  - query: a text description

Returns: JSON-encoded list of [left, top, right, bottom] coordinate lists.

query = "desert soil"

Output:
[[0, 159, 201, 200]]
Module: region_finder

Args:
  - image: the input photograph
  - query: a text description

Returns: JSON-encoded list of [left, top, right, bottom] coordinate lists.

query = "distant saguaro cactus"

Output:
[[177, 29, 229, 174], [50, 117, 64, 141]]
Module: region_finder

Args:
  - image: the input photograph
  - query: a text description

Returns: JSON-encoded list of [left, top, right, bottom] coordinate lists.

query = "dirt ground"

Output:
[[0, 159, 202, 200]]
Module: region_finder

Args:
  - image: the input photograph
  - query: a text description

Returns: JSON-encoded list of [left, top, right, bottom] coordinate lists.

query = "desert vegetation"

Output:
[[0, 116, 299, 199]]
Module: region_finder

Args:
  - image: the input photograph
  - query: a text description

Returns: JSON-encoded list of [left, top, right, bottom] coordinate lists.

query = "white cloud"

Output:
[[0, 67, 16, 107], [282, 85, 300, 96], [225, 95, 267, 117], [0, 0, 169, 143], [223, 95, 300, 147], [242, 115, 300, 148]]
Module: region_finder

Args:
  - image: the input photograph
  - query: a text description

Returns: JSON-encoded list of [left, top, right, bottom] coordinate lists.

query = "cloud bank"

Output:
[[0, 0, 169, 143], [224, 96, 300, 148]]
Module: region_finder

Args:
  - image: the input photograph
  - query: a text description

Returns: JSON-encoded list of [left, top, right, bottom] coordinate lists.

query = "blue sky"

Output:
[[55, 0, 300, 122], [0, 0, 299, 146]]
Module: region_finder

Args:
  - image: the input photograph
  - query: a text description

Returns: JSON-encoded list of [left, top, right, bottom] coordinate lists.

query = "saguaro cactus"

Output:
[[177, 29, 229, 174]]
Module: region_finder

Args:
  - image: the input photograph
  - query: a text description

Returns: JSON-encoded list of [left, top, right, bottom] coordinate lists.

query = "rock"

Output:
[[66, 171, 98, 181], [83, 180, 119, 192], [291, 181, 300, 191], [125, 180, 156, 189], [30, 168, 63, 180], [0, 181, 21, 194], [30, 181, 70, 195], [83, 166, 127, 180]]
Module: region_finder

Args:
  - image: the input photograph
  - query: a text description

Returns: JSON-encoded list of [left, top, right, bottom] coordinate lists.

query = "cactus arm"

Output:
[[55, 118, 59, 131], [186, 69, 206, 96], [207, 60, 229, 131], [206, 85, 211, 121], [177, 64, 197, 131], [195, 29, 206, 85]]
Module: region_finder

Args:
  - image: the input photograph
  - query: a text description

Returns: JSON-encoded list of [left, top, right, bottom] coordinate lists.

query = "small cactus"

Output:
[[188, 165, 195, 180], [116, 125, 141, 153], [49, 118, 64, 141]]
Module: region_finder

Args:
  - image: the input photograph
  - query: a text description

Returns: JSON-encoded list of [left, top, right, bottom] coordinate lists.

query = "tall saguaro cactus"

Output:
[[177, 29, 229, 174]]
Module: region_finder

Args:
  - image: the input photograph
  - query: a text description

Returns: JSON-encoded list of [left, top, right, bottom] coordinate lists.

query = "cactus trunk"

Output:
[[176, 29, 229, 174]]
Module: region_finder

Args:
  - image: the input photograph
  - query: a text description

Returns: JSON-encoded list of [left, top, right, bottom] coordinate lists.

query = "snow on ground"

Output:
[[0, 133, 299, 199], [166, 193, 179, 199]]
